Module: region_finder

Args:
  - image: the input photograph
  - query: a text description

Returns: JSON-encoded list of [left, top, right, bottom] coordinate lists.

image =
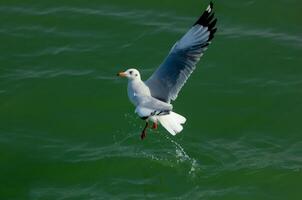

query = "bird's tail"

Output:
[[157, 112, 186, 136]]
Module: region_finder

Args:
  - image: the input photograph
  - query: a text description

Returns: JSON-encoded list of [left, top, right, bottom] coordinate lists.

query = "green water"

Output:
[[1, 0, 302, 199]]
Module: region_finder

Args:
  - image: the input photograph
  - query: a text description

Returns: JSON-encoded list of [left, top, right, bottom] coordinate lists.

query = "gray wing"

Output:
[[145, 2, 217, 103], [134, 95, 173, 111]]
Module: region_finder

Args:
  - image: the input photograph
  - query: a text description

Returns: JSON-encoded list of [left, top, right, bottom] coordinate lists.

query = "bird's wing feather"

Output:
[[145, 2, 217, 103], [134, 95, 173, 111]]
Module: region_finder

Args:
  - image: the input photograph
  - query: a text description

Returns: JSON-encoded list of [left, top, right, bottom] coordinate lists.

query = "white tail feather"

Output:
[[157, 112, 186, 136]]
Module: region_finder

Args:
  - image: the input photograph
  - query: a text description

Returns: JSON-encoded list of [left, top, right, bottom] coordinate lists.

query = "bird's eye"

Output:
[[135, 74, 138, 77], [129, 71, 133, 75]]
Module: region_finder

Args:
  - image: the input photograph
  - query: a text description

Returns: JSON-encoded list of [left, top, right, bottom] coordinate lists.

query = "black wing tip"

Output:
[[210, 1, 214, 8], [193, 2, 217, 42]]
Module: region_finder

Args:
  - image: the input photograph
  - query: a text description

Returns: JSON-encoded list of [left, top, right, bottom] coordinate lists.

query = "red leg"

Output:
[[140, 122, 149, 140], [140, 131, 146, 140], [152, 122, 158, 130]]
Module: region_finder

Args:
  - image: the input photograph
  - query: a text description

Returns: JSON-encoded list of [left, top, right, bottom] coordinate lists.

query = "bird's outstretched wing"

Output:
[[145, 2, 217, 103]]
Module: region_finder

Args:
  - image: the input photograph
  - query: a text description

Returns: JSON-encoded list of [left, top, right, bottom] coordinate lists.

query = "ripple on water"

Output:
[[174, 185, 256, 200], [15, 45, 101, 57], [188, 135, 302, 178], [30, 184, 112, 200], [219, 26, 302, 47], [1, 129, 301, 178], [1, 129, 301, 200], [0, 69, 95, 80], [2, 5, 301, 48]]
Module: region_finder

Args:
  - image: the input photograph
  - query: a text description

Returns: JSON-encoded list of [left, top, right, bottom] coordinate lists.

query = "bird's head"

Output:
[[117, 68, 141, 80]]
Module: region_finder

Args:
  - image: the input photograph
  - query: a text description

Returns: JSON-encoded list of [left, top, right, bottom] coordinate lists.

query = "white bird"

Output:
[[118, 2, 217, 139]]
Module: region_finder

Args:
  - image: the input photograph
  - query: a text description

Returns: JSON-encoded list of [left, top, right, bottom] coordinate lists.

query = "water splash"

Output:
[[163, 133, 200, 177]]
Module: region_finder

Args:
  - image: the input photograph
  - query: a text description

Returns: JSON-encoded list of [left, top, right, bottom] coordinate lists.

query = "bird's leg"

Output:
[[152, 122, 158, 130], [140, 121, 149, 140]]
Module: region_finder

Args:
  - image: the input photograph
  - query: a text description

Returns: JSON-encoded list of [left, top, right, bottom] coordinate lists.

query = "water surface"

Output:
[[1, 0, 302, 199]]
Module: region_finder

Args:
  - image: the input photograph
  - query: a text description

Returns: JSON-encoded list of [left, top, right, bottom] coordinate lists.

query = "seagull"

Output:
[[118, 2, 217, 139]]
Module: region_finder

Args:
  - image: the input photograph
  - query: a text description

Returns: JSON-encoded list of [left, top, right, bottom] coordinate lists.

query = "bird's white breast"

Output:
[[127, 80, 151, 106]]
